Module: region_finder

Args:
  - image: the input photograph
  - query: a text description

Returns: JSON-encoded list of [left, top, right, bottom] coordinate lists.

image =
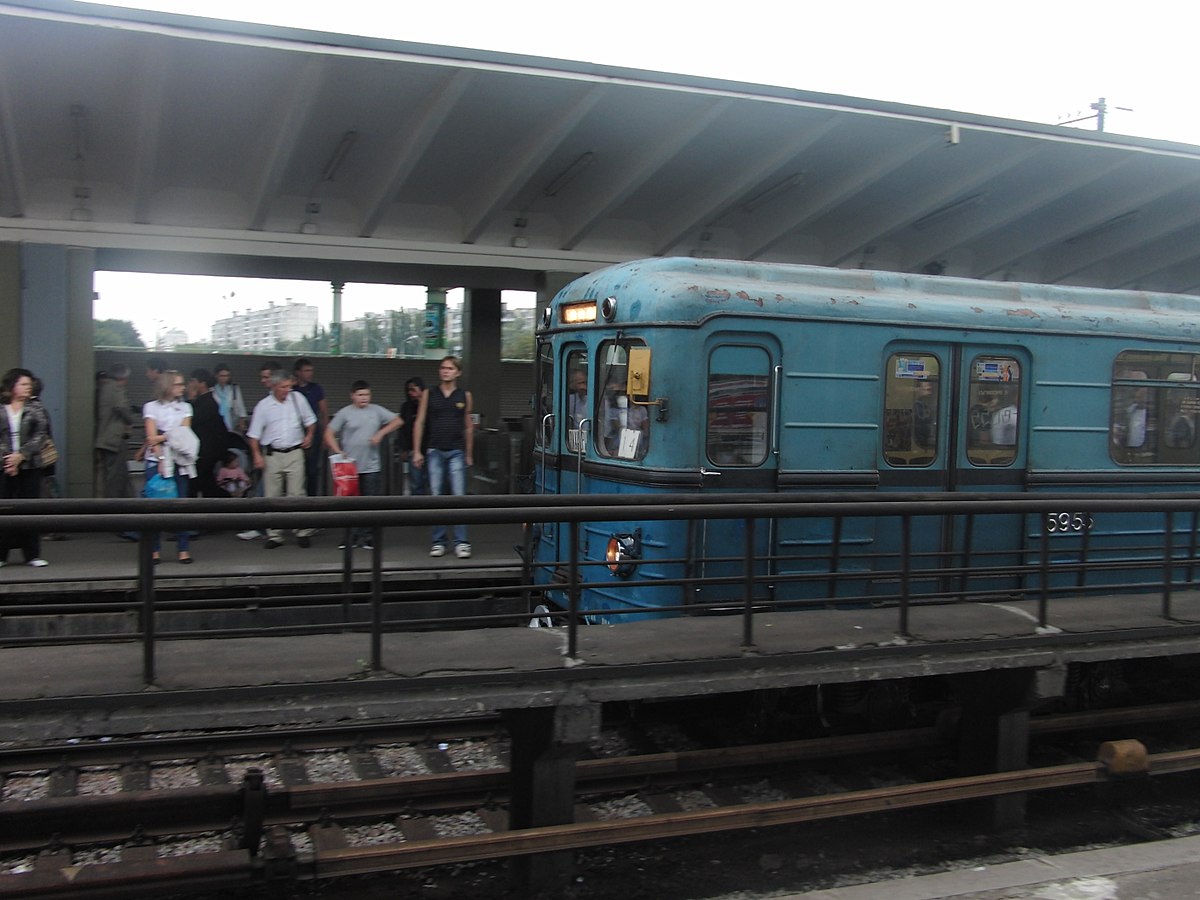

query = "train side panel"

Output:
[[529, 258, 1200, 619]]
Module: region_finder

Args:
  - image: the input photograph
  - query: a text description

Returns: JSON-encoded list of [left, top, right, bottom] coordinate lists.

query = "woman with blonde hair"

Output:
[[142, 370, 195, 564], [0, 367, 51, 567]]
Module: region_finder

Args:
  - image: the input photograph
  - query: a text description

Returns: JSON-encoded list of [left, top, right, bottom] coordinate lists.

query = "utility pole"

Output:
[[1058, 97, 1133, 132]]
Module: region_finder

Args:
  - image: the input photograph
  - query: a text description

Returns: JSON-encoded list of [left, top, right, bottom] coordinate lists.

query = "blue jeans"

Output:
[[353, 471, 382, 545], [426, 448, 466, 546], [406, 453, 427, 496], [145, 462, 190, 553]]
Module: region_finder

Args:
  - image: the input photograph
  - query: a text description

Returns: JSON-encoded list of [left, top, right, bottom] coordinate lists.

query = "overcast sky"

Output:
[[88, 0, 1194, 345]]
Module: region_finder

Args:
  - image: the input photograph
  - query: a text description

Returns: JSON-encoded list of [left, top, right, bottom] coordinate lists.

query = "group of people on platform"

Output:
[[1, 354, 475, 570]]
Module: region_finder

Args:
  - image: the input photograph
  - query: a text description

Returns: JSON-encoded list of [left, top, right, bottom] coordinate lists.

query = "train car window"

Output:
[[1110, 351, 1200, 465], [966, 357, 1021, 466], [565, 350, 589, 454], [596, 340, 650, 460], [883, 354, 940, 467], [536, 343, 554, 448], [706, 346, 769, 467]]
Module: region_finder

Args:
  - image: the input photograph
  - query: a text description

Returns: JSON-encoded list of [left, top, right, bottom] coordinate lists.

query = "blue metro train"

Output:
[[529, 257, 1200, 621]]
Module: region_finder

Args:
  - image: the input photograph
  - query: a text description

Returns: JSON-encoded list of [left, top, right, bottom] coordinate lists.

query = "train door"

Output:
[[878, 345, 1028, 594], [956, 349, 1029, 593], [534, 342, 590, 496], [696, 340, 778, 604], [558, 346, 591, 496], [530, 342, 589, 602]]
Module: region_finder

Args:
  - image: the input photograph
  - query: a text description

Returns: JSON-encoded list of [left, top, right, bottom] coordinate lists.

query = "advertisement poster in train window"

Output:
[[966, 357, 1020, 466], [706, 346, 770, 467], [883, 353, 939, 465]]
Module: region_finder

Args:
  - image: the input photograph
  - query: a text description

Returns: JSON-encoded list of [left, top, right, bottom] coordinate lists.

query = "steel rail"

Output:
[[5, 734, 1200, 894], [7, 698, 1200, 850], [309, 748, 1200, 877]]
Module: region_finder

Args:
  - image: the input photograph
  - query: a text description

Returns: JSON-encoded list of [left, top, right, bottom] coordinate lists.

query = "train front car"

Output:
[[530, 260, 691, 622], [528, 256, 1200, 623]]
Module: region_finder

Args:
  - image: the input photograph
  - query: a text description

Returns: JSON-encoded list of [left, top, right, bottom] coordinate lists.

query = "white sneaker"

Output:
[[237, 530, 263, 541], [455, 543, 472, 559], [430, 544, 446, 558], [27, 558, 49, 568]]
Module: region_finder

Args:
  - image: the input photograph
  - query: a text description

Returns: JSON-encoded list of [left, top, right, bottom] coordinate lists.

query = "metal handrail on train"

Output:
[[1, 491, 1199, 686]]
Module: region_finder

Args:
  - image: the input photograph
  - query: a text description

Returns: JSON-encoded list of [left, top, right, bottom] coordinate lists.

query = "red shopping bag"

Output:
[[331, 456, 360, 497]]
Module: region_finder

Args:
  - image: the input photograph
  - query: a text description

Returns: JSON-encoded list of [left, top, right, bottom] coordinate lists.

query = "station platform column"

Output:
[[0, 242, 96, 498], [504, 701, 601, 892]]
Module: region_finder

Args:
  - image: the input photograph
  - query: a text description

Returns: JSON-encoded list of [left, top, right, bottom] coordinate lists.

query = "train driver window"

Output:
[[883, 354, 940, 467], [536, 343, 554, 448], [706, 346, 769, 467], [596, 340, 650, 460], [565, 351, 589, 454], [966, 357, 1021, 466]]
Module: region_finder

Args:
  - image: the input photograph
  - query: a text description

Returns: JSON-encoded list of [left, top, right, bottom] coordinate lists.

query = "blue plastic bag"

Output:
[[143, 473, 179, 499]]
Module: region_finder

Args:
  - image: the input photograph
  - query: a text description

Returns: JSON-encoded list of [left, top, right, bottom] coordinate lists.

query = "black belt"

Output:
[[265, 445, 301, 455]]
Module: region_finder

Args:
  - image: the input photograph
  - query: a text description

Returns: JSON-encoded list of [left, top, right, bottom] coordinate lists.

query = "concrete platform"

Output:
[[781, 834, 1200, 899], [5, 523, 1200, 740], [0, 523, 524, 596]]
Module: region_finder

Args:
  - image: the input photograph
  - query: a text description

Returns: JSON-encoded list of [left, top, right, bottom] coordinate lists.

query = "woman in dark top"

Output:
[[0, 367, 51, 567]]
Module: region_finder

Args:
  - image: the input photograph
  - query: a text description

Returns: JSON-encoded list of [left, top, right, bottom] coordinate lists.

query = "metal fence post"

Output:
[[139, 531, 157, 685], [1163, 510, 1175, 620], [371, 526, 383, 670], [898, 515, 912, 637], [743, 517, 756, 649], [567, 521, 580, 659], [1039, 519, 1050, 628]]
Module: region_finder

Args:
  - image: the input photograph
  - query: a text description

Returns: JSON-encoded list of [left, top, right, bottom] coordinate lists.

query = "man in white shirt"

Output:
[[246, 370, 317, 549]]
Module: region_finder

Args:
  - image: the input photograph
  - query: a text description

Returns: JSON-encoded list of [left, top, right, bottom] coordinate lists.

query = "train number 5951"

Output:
[[1045, 512, 1095, 532]]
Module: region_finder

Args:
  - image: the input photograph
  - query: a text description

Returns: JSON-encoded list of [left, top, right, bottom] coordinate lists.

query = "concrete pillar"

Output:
[[462, 287, 502, 431], [504, 701, 599, 893], [952, 669, 1034, 831], [0, 244, 19, 368], [330, 281, 344, 356], [14, 244, 96, 498]]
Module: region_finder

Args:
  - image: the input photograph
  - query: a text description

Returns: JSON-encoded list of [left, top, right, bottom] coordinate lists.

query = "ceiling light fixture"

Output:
[[741, 173, 803, 213], [543, 151, 595, 197], [1063, 210, 1140, 245], [911, 193, 985, 231], [320, 131, 358, 182], [69, 104, 93, 221]]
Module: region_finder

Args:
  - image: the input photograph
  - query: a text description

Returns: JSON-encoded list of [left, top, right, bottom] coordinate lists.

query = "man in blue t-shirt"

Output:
[[293, 357, 329, 496]]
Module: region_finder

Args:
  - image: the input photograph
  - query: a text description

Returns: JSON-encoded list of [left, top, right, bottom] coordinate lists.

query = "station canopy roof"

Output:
[[3, 0, 1200, 294]]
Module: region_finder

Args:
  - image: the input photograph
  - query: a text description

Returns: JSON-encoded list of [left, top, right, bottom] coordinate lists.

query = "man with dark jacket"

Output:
[[94, 364, 137, 499], [187, 368, 229, 498]]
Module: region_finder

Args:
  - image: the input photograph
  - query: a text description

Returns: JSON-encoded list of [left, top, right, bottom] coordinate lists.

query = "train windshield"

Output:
[[564, 350, 589, 453], [596, 340, 650, 460], [536, 343, 554, 448]]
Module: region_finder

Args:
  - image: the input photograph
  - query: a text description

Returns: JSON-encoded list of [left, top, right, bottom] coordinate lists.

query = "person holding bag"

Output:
[[142, 370, 194, 564], [324, 379, 403, 550], [0, 367, 50, 568]]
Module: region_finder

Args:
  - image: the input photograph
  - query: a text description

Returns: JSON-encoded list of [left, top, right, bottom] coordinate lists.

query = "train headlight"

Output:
[[560, 301, 597, 325], [606, 531, 640, 578], [601, 296, 618, 322], [539, 307, 553, 330]]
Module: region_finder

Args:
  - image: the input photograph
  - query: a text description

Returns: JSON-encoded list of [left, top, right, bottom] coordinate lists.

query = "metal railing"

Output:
[[1, 491, 1199, 685]]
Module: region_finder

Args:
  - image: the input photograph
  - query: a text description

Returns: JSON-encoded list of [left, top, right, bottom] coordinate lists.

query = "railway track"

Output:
[[3, 699, 1200, 897]]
